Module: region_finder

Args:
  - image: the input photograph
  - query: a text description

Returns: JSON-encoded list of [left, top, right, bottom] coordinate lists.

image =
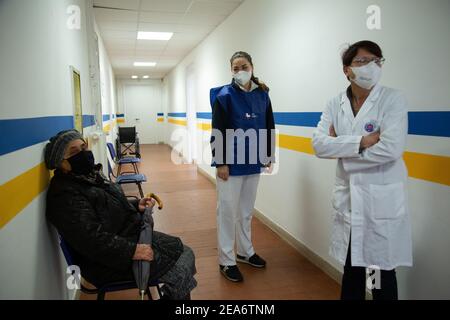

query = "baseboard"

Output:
[[252, 209, 342, 284], [165, 143, 190, 163], [197, 166, 216, 184], [196, 166, 343, 286]]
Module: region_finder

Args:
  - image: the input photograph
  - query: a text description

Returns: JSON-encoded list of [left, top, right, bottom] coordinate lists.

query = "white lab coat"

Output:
[[312, 84, 413, 270]]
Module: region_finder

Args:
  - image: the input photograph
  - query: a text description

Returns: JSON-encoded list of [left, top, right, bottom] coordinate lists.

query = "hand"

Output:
[[133, 244, 154, 261], [217, 165, 229, 181], [329, 125, 337, 137], [360, 131, 381, 150], [138, 198, 156, 213]]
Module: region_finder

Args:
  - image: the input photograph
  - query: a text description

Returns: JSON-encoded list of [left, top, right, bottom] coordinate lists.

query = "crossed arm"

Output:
[[312, 94, 408, 173]]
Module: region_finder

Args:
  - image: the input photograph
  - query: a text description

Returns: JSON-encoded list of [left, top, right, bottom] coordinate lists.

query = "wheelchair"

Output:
[[116, 126, 141, 159]]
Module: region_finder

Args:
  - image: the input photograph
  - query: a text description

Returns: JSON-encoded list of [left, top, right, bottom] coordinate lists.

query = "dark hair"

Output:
[[230, 51, 269, 91], [341, 40, 383, 66]]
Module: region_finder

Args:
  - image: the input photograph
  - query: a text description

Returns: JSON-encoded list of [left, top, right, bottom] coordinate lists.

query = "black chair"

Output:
[[116, 127, 141, 159], [107, 144, 147, 198], [58, 234, 163, 300]]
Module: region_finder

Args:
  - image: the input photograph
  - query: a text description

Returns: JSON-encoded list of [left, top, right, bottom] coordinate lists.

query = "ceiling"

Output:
[[93, 0, 244, 79]]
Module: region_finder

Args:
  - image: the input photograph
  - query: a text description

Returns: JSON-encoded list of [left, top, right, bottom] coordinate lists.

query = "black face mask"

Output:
[[66, 150, 95, 175]]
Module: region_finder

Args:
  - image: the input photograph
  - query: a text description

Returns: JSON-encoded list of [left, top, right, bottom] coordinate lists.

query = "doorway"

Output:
[[123, 83, 162, 144]]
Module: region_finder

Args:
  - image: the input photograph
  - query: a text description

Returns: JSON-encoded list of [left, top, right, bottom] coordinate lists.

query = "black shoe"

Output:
[[219, 265, 243, 282], [236, 254, 266, 268]]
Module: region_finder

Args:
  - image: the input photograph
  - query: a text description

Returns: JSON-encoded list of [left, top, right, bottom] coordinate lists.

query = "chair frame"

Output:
[[107, 145, 147, 198], [107, 142, 140, 175], [59, 234, 163, 300]]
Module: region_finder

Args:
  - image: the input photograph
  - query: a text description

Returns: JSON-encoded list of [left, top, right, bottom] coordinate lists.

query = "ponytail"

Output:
[[251, 75, 269, 92]]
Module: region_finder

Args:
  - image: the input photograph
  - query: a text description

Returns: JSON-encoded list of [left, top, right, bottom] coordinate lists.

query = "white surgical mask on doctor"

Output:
[[350, 61, 382, 90], [233, 70, 252, 86]]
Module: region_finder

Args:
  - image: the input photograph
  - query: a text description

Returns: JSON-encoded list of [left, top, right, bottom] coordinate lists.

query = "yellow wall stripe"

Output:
[[1, 128, 447, 230], [0, 162, 50, 229], [168, 118, 187, 126], [103, 119, 118, 132], [277, 134, 315, 155], [197, 122, 212, 131], [404, 151, 450, 186], [157, 118, 164, 122], [277, 135, 450, 186], [169, 120, 209, 130], [197, 126, 450, 186], [117, 118, 125, 124], [103, 123, 111, 132]]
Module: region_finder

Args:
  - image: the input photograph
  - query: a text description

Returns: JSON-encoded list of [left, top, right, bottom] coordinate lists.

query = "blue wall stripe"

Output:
[[408, 112, 450, 137], [274, 112, 322, 127], [102, 114, 111, 122], [0, 116, 74, 156], [197, 112, 212, 120], [1, 110, 448, 157], [0, 115, 98, 156], [195, 111, 450, 137], [116, 114, 125, 118], [157, 113, 164, 117], [168, 113, 186, 118], [82, 115, 96, 128]]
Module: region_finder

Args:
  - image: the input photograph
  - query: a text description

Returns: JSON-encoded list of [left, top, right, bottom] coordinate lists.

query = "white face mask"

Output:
[[350, 61, 382, 90], [233, 70, 252, 86]]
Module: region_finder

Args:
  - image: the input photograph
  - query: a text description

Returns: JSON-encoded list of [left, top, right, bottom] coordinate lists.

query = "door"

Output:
[[185, 64, 197, 163], [123, 84, 162, 144]]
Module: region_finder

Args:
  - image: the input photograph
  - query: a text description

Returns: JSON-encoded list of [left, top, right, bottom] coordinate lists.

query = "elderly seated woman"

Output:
[[45, 130, 197, 300]]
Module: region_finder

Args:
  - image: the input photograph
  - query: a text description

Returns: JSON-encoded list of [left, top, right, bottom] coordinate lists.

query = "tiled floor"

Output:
[[80, 144, 340, 300]]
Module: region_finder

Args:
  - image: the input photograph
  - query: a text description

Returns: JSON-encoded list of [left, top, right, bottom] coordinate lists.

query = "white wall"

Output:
[[96, 21, 119, 146], [93, 19, 120, 171], [162, 0, 450, 299], [0, 0, 117, 299]]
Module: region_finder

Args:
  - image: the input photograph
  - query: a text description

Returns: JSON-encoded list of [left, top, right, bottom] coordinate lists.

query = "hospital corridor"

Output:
[[79, 144, 340, 300], [1, 0, 450, 306]]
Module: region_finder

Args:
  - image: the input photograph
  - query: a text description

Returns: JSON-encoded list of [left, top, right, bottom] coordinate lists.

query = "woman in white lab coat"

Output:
[[312, 41, 412, 300]]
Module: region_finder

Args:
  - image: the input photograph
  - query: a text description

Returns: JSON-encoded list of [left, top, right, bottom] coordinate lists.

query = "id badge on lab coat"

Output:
[[363, 119, 379, 133]]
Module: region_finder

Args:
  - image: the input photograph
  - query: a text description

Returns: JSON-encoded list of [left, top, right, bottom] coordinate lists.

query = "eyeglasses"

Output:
[[352, 57, 386, 66]]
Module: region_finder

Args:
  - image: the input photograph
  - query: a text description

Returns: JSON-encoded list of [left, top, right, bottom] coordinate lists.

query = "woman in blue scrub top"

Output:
[[210, 51, 275, 282]]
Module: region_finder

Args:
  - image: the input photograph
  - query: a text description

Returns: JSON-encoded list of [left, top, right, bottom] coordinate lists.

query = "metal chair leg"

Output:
[[138, 184, 144, 198], [146, 288, 153, 300], [97, 291, 106, 300], [156, 285, 163, 299]]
